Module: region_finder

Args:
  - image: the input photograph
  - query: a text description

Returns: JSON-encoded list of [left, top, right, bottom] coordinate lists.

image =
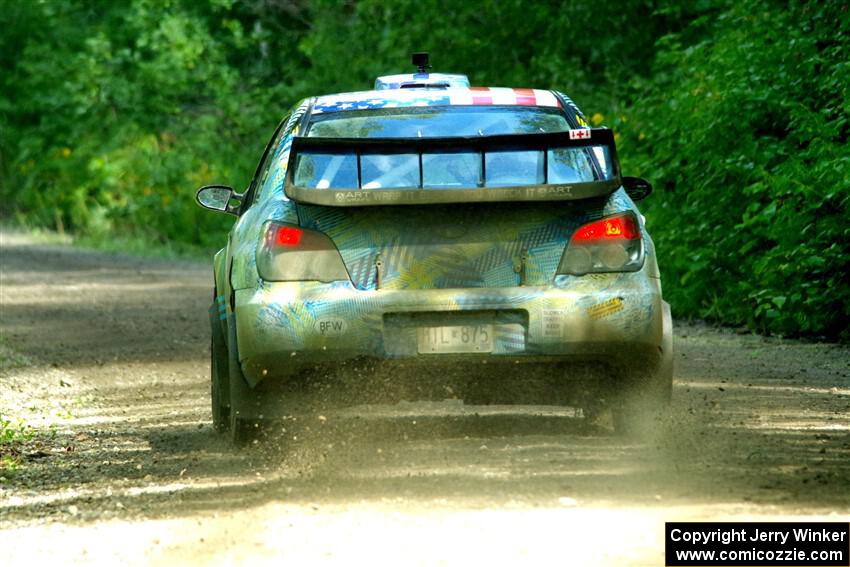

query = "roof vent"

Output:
[[374, 52, 470, 90]]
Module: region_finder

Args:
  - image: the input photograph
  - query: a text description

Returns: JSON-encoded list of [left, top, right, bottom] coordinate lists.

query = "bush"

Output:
[[1, 0, 846, 339], [619, 0, 849, 339]]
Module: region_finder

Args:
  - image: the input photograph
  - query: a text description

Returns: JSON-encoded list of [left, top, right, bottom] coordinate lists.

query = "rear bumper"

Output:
[[234, 273, 664, 386]]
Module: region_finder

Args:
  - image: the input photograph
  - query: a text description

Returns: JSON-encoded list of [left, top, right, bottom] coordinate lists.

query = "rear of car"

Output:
[[200, 82, 672, 442]]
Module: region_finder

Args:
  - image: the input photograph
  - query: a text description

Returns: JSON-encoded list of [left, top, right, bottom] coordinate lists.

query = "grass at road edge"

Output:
[[0, 220, 218, 262], [0, 339, 59, 483]]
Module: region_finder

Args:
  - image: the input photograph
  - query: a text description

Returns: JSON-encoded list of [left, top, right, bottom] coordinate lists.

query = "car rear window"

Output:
[[292, 145, 613, 190], [306, 106, 569, 138]]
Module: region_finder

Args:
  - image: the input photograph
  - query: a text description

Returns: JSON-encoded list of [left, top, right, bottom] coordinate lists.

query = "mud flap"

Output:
[[611, 302, 673, 436], [226, 313, 265, 444], [659, 301, 674, 400], [209, 303, 231, 431]]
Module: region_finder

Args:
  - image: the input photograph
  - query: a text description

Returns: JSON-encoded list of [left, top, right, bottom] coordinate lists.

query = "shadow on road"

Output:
[[4, 384, 848, 527], [2, 234, 849, 530]]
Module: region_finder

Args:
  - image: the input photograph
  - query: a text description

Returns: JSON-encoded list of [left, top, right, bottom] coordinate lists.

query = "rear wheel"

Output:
[[613, 302, 674, 437], [211, 339, 231, 432], [612, 378, 670, 436], [210, 305, 230, 433], [226, 315, 265, 445]]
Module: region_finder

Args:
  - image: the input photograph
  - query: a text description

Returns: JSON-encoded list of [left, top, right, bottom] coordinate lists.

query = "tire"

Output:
[[226, 313, 264, 446], [209, 304, 230, 433], [613, 302, 674, 437], [612, 382, 669, 437]]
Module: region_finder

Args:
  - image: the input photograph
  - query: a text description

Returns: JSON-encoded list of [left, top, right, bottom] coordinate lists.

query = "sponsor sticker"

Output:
[[542, 310, 565, 338], [314, 318, 348, 337], [586, 297, 624, 320]]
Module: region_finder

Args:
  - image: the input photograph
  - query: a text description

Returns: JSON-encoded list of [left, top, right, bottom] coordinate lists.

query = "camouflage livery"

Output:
[[229, 189, 666, 388]]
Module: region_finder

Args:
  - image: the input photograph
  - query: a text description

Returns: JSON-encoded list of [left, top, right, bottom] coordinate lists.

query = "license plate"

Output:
[[417, 324, 493, 354]]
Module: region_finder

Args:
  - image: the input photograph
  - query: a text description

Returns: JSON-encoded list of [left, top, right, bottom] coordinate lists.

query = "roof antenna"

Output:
[[412, 52, 431, 74]]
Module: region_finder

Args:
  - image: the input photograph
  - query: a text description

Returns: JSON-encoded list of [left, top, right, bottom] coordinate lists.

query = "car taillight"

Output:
[[274, 226, 303, 247], [256, 221, 350, 282], [557, 212, 644, 275]]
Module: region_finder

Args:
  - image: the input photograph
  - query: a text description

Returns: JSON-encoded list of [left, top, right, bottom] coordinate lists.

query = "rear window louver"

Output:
[[285, 128, 621, 206]]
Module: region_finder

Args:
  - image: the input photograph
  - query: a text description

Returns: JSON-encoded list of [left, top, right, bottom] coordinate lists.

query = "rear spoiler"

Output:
[[284, 128, 621, 206]]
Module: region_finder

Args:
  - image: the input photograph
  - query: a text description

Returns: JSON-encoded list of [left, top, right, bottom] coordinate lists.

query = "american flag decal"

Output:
[[459, 87, 558, 107], [312, 88, 561, 114], [569, 129, 591, 140]]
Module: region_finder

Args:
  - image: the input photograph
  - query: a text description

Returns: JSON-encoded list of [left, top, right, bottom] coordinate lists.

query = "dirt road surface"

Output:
[[1, 231, 849, 565]]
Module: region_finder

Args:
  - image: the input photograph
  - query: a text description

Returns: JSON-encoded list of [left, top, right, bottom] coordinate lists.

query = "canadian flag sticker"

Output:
[[569, 129, 591, 140]]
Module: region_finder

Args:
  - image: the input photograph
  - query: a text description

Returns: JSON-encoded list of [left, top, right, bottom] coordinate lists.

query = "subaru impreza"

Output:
[[196, 55, 672, 443]]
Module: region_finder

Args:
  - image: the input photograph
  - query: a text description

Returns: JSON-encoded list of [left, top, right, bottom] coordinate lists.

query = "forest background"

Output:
[[1, 0, 847, 340]]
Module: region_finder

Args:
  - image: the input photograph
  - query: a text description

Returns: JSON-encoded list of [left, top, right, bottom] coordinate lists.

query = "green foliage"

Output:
[[0, 413, 58, 479], [1, 0, 847, 339], [619, 0, 850, 340], [0, 413, 35, 477], [0, 414, 36, 446], [300, 0, 668, 110], [0, 0, 307, 248]]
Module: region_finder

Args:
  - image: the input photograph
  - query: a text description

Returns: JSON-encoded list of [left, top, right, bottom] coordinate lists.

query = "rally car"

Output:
[[196, 54, 673, 443]]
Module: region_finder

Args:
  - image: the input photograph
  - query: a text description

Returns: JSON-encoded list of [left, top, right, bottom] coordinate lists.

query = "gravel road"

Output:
[[1, 231, 848, 565]]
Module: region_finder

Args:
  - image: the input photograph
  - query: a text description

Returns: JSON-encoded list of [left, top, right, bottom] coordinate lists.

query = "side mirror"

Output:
[[622, 177, 652, 201], [196, 185, 243, 215]]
